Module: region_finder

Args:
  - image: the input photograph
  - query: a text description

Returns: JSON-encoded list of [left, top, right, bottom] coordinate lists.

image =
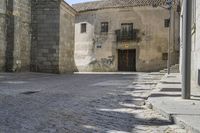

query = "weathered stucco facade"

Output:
[[73, 0, 180, 72], [0, 0, 76, 73]]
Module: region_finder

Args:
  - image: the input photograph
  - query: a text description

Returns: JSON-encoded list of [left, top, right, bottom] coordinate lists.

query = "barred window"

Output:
[[101, 22, 108, 32]]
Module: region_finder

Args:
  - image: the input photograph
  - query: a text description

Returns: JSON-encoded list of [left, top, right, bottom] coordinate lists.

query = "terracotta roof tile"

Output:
[[72, 0, 179, 12]]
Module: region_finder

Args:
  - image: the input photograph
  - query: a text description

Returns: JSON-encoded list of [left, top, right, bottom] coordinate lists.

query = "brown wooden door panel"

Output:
[[118, 49, 136, 72]]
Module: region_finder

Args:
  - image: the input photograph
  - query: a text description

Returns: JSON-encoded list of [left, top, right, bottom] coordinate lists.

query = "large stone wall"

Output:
[[31, 0, 60, 73], [0, 0, 76, 73], [0, 0, 31, 72], [31, 0, 76, 73], [12, 0, 31, 71], [0, 0, 7, 71], [74, 7, 180, 72], [59, 1, 77, 73]]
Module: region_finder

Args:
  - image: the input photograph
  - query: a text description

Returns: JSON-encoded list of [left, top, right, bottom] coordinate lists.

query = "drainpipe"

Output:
[[182, 0, 192, 99], [166, 0, 173, 75], [167, 7, 172, 74]]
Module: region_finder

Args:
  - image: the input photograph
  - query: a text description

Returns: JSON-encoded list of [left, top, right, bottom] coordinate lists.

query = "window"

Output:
[[81, 23, 86, 33], [97, 45, 102, 48], [121, 23, 133, 36], [120, 23, 133, 40], [164, 19, 170, 28], [101, 22, 108, 32], [162, 53, 168, 60]]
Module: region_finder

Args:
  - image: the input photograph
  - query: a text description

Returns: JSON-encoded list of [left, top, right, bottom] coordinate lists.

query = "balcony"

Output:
[[115, 29, 140, 42]]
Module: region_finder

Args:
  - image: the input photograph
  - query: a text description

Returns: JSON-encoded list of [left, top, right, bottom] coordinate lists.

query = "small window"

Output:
[[97, 45, 102, 48], [96, 43, 102, 48], [81, 23, 86, 33], [162, 53, 168, 60], [101, 22, 108, 32], [164, 19, 170, 28]]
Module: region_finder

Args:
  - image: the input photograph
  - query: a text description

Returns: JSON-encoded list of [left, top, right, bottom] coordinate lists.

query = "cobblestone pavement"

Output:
[[0, 72, 186, 133]]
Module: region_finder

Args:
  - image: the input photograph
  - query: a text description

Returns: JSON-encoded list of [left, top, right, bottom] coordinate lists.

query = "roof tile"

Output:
[[72, 0, 178, 12]]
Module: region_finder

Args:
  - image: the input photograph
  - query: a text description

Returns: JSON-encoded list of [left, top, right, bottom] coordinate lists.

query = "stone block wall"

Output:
[[0, 0, 7, 71], [0, 0, 76, 73], [59, 1, 77, 73], [31, 0, 76, 73], [31, 0, 60, 73], [12, 0, 31, 72], [0, 0, 31, 72]]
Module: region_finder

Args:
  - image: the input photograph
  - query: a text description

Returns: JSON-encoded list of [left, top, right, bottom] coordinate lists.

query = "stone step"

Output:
[[159, 64, 180, 73]]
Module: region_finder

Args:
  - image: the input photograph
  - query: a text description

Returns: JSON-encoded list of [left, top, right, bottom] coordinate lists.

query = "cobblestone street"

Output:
[[0, 73, 186, 133]]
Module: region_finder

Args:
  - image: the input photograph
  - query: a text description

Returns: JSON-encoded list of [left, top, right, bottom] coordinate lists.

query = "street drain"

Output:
[[21, 91, 40, 95]]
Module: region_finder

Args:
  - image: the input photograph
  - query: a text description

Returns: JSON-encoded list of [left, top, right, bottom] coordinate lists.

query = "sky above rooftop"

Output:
[[65, 0, 97, 5]]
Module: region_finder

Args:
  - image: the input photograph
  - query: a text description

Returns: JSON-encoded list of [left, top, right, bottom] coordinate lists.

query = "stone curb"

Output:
[[160, 81, 181, 84], [146, 100, 200, 133], [145, 101, 174, 122], [173, 116, 200, 133], [146, 74, 200, 133], [74, 72, 147, 75]]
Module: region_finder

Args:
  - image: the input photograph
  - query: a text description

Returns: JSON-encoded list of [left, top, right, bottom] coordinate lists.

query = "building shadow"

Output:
[[78, 91, 174, 133], [160, 88, 181, 92], [149, 93, 181, 98], [5, 0, 14, 72]]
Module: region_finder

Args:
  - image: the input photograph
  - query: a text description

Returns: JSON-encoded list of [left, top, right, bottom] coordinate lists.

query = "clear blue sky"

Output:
[[65, 0, 96, 5]]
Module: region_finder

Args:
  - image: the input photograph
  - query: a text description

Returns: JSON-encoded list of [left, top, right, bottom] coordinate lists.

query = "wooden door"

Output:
[[118, 49, 136, 72]]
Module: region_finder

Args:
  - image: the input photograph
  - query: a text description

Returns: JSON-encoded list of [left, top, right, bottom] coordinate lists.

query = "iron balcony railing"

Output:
[[116, 29, 136, 42]]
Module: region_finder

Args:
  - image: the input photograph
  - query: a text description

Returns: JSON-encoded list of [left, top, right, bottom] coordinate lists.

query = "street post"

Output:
[[182, 0, 192, 99]]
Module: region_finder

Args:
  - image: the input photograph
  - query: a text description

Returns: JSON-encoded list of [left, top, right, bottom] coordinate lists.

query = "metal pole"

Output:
[[167, 7, 172, 74], [182, 0, 192, 99]]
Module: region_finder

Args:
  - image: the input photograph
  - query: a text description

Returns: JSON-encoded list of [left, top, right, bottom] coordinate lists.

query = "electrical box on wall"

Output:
[[198, 69, 200, 86]]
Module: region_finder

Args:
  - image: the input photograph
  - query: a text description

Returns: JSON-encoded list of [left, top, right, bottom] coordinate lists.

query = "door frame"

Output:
[[117, 49, 137, 72]]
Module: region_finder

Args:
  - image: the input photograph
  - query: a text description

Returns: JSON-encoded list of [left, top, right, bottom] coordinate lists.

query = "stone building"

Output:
[[73, 0, 180, 72], [0, 0, 31, 72], [0, 0, 8, 71], [180, 0, 200, 90], [0, 0, 76, 73]]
